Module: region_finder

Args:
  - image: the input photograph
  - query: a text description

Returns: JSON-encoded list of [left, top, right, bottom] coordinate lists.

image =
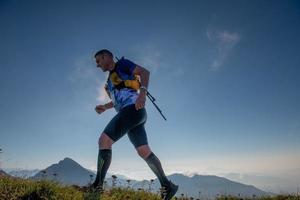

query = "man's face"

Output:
[[95, 54, 112, 72]]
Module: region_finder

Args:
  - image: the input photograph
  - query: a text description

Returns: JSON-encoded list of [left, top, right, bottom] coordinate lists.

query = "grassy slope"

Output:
[[1, 176, 299, 200], [0, 176, 161, 200]]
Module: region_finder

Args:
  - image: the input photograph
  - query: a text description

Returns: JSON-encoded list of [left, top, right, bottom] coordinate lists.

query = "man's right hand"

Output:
[[95, 104, 106, 114]]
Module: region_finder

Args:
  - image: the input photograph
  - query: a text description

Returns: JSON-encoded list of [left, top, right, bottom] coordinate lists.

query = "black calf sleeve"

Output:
[[92, 149, 112, 187], [145, 152, 170, 187]]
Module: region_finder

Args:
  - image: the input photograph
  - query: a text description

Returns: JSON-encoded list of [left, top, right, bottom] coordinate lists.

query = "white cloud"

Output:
[[207, 29, 241, 71], [68, 54, 110, 105], [206, 29, 214, 42], [129, 43, 186, 79], [218, 31, 241, 43], [129, 43, 168, 74], [96, 79, 110, 103], [69, 57, 96, 82], [172, 68, 185, 77]]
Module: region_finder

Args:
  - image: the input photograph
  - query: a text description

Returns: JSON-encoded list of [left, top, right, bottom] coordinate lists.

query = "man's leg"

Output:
[[137, 145, 171, 187], [128, 123, 178, 200], [92, 133, 114, 188], [92, 108, 131, 189], [128, 123, 170, 187], [140, 145, 179, 200]]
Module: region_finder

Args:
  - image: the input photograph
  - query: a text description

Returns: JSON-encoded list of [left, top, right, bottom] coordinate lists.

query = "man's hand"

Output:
[[135, 92, 146, 110], [133, 65, 149, 111], [95, 104, 107, 114]]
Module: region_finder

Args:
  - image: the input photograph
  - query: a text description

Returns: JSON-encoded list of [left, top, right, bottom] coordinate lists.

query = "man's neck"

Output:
[[109, 62, 116, 71]]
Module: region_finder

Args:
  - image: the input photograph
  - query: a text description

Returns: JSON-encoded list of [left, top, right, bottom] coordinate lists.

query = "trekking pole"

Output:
[[146, 91, 167, 121]]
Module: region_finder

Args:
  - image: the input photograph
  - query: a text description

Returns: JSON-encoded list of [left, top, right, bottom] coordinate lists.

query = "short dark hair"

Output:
[[94, 49, 113, 58]]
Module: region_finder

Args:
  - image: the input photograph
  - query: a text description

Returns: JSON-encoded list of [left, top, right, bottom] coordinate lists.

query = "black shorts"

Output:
[[103, 104, 148, 148]]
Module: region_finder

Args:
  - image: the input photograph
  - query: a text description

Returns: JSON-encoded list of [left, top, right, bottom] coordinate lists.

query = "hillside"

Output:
[[0, 176, 161, 200], [1, 176, 299, 200]]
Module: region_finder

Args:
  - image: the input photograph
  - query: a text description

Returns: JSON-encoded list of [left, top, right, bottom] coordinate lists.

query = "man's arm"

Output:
[[133, 65, 150, 110], [133, 65, 150, 95], [104, 101, 114, 109], [95, 101, 114, 114]]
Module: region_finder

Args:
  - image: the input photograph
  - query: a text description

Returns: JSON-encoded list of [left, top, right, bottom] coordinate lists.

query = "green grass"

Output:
[[1, 176, 299, 200], [215, 195, 300, 200], [0, 176, 82, 200], [0, 176, 161, 200]]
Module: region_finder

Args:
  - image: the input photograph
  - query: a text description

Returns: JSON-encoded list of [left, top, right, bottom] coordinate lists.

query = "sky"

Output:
[[0, 0, 300, 192]]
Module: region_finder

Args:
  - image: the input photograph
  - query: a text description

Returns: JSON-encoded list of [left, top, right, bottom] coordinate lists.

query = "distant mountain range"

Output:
[[164, 173, 269, 199], [0, 169, 10, 177], [4, 157, 272, 199], [220, 172, 300, 194], [122, 173, 271, 199], [4, 169, 40, 179]]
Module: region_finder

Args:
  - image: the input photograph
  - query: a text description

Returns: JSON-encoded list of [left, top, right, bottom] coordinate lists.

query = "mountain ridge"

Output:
[[27, 157, 271, 198]]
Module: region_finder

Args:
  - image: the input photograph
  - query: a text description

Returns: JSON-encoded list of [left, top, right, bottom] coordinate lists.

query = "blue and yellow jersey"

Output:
[[106, 57, 139, 112]]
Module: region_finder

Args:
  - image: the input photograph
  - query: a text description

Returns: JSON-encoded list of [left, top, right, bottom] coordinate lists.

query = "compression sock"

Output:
[[92, 149, 112, 187], [145, 152, 170, 187]]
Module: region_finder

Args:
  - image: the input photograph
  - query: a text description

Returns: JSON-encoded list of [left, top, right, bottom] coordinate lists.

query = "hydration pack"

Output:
[[107, 56, 141, 91]]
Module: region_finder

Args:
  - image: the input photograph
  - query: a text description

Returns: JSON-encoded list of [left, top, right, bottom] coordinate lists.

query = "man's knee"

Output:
[[136, 145, 152, 159], [98, 133, 114, 149]]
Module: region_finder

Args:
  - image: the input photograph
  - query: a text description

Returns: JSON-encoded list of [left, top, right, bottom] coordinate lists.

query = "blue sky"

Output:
[[1, 0, 300, 184]]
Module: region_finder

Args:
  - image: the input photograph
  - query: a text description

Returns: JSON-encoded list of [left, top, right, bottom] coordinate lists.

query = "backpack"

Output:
[[107, 57, 141, 91]]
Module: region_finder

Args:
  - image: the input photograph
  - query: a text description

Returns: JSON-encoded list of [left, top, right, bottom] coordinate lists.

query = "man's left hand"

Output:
[[135, 92, 146, 110]]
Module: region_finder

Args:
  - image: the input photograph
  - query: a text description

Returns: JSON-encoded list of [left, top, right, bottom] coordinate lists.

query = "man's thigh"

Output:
[[127, 123, 148, 148]]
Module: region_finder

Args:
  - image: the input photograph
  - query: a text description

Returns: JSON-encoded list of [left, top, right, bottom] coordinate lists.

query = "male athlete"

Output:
[[91, 49, 178, 200]]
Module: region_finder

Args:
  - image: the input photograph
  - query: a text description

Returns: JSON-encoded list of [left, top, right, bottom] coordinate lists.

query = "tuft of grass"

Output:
[[0, 176, 161, 200], [0, 176, 83, 200], [100, 187, 161, 200], [215, 194, 300, 200], [1, 176, 299, 200]]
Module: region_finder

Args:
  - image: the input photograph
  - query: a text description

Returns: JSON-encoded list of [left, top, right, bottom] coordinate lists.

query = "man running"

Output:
[[91, 49, 178, 200]]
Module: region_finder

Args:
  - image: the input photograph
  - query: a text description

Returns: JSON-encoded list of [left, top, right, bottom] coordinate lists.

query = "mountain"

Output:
[[127, 173, 270, 199], [5, 169, 40, 178], [0, 169, 10, 177], [31, 157, 95, 186], [220, 172, 300, 194], [30, 158, 271, 199], [169, 173, 269, 198]]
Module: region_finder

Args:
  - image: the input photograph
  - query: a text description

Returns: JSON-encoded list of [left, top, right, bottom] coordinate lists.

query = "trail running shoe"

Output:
[[161, 181, 179, 200]]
